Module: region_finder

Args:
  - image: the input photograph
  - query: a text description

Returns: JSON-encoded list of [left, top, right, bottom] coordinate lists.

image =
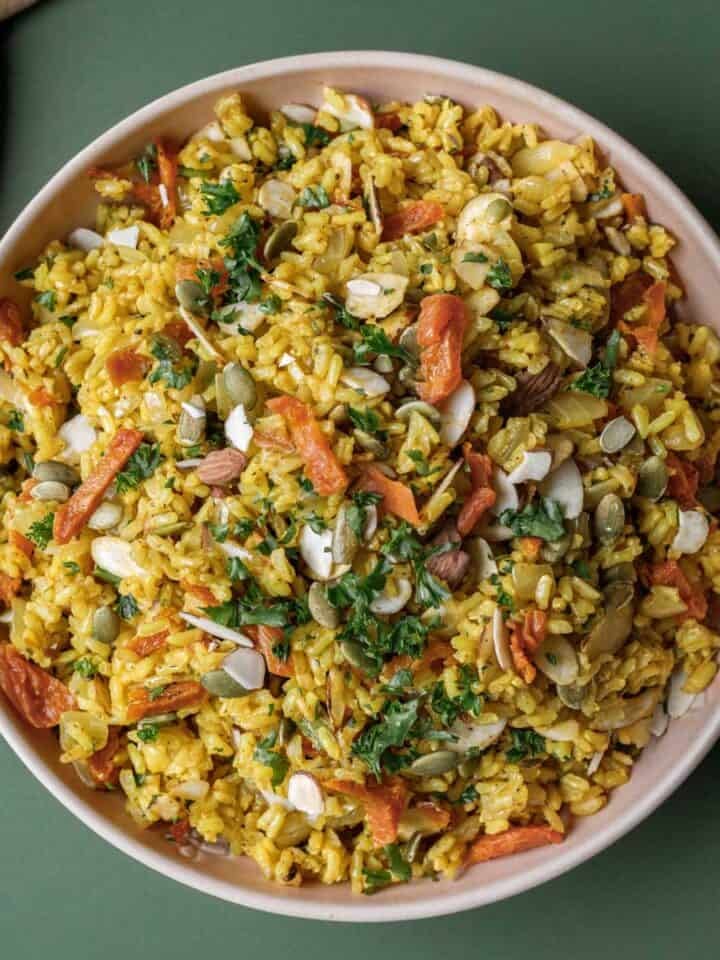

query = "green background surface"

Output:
[[1, 0, 719, 955]]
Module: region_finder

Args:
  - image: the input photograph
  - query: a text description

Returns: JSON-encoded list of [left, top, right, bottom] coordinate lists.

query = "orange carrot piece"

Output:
[[416, 293, 469, 405], [457, 444, 496, 536], [266, 395, 348, 496], [155, 140, 178, 230], [175, 256, 228, 305], [644, 560, 708, 623], [0, 573, 21, 607], [382, 201, 444, 242], [621, 193, 646, 220], [357, 465, 421, 526], [666, 453, 699, 509], [0, 297, 25, 346], [509, 609, 548, 684], [382, 638, 454, 681], [126, 680, 207, 722], [88, 727, 122, 785], [618, 280, 666, 355], [0, 643, 76, 728], [105, 348, 151, 387], [465, 825, 564, 866], [9, 530, 34, 558], [127, 630, 169, 658], [518, 536, 543, 560], [53, 428, 143, 544], [28, 387, 57, 407], [610, 271, 653, 326], [325, 777, 408, 846], [246, 624, 294, 677], [253, 429, 295, 452]]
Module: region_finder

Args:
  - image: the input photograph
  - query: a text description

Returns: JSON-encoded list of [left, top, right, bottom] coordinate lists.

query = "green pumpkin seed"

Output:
[[195, 359, 218, 392], [223, 363, 257, 410], [138, 712, 176, 728], [308, 581, 339, 629], [31, 480, 71, 502], [394, 400, 442, 425], [150, 333, 182, 363], [540, 531, 572, 563], [33, 460, 80, 486], [215, 372, 231, 419], [557, 682, 589, 710], [200, 669, 251, 698], [332, 503, 359, 564], [583, 582, 634, 657], [485, 197, 513, 223], [175, 279, 207, 314], [339, 639, 377, 673], [603, 561, 636, 585], [636, 456, 668, 500], [374, 355, 394, 374], [92, 605, 121, 646], [263, 220, 298, 261], [599, 416, 636, 454], [353, 428, 387, 457], [177, 396, 206, 447], [594, 493, 625, 543], [398, 324, 419, 363], [151, 520, 192, 537], [407, 750, 460, 777], [88, 501, 123, 531]]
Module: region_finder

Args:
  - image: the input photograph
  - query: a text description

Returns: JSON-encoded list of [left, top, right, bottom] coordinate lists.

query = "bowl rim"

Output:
[[1, 49, 719, 923]]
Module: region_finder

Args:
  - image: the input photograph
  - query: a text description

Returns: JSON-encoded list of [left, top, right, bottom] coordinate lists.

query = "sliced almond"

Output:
[[344, 272, 408, 319]]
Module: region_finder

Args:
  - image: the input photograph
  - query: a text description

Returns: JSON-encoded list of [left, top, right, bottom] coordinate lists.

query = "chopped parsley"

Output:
[[354, 325, 413, 365], [352, 697, 420, 778], [26, 512, 54, 549], [381, 522, 452, 607], [347, 405, 384, 436], [148, 336, 197, 390], [254, 730, 289, 786], [54, 346, 68, 368], [115, 594, 139, 620], [7, 409, 24, 432], [588, 182, 613, 202], [490, 573, 515, 612], [571, 559, 591, 580], [572, 363, 612, 399], [136, 723, 159, 742], [59, 315, 76, 329], [430, 665, 482, 727], [487, 257, 513, 291], [73, 658, 97, 678], [322, 292, 360, 330], [362, 868, 393, 894], [63, 561, 81, 576], [93, 566, 121, 585], [200, 179, 240, 215], [299, 123, 331, 148], [462, 251, 488, 263], [345, 490, 382, 539], [363, 844, 412, 892], [489, 306, 516, 332], [258, 294, 282, 315], [14, 266, 34, 281], [298, 476, 315, 494], [219, 212, 263, 304], [135, 143, 157, 183], [381, 667, 414, 694], [208, 522, 229, 543], [115, 443, 162, 493], [505, 728, 546, 763], [458, 784, 478, 804], [499, 498, 566, 542], [297, 185, 330, 209], [227, 556, 252, 582], [406, 449, 435, 477], [148, 684, 167, 701], [35, 290, 57, 312]]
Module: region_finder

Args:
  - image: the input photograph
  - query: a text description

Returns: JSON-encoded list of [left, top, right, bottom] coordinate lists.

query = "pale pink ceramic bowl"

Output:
[[1, 52, 719, 922]]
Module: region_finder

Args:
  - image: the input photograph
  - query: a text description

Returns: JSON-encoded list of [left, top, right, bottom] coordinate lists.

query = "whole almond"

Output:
[[196, 448, 247, 485]]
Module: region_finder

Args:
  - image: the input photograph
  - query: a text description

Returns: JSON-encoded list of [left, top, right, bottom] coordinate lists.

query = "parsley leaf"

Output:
[[588, 182, 613, 202], [26, 512, 54, 549], [115, 443, 162, 493], [406, 449, 434, 477], [487, 257, 513, 291], [346, 490, 382, 539], [258, 294, 282, 315], [462, 251, 488, 263], [499, 498, 566, 542], [254, 730, 289, 786], [505, 728, 546, 763], [7, 409, 24, 432], [362, 868, 393, 894], [227, 557, 251, 582], [73, 658, 97, 678], [381, 667, 414, 694], [136, 723, 159, 742], [115, 594, 139, 620], [220, 212, 262, 304], [148, 684, 167, 701], [381, 521, 451, 607], [14, 266, 34, 281], [201, 179, 240, 215], [94, 566, 121, 585], [489, 306, 516, 332], [63, 561, 81, 576], [35, 290, 57, 311], [353, 325, 413, 365], [430, 665, 482, 727], [385, 844, 411, 883], [322, 293, 360, 330], [297, 185, 330, 209], [352, 698, 420, 778], [299, 123, 331, 148], [572, 363, 612, 399]]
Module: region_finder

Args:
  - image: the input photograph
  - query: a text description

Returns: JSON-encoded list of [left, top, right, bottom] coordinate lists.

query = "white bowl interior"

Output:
[[1, 52, 719, 921]]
